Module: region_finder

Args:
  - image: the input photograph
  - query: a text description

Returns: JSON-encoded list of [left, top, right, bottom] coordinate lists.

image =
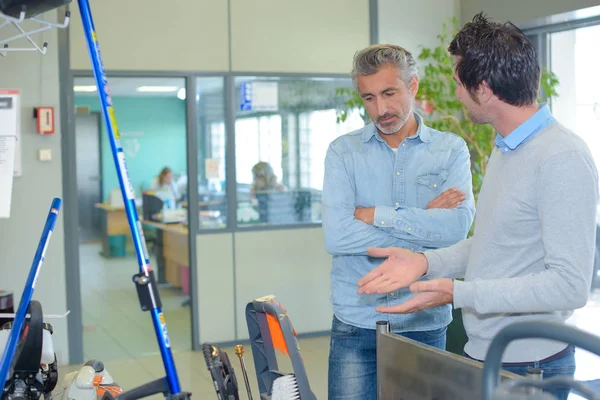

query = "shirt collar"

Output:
[[495, 104, 554, 152], [361, 112, 431, 144]]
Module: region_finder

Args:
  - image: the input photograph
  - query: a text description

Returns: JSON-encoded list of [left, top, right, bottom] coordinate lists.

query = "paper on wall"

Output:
[[205, 158, 220, 179], [0, 136, 17, 218], [0, 89, 21, 177]]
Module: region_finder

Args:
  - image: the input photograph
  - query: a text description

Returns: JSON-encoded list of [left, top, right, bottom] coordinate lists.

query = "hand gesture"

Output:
[[375, 279, 454, 313], [357, 247, 429, 294]]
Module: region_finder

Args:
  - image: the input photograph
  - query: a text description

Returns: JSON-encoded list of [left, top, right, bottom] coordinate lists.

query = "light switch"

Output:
[[38, 148, 52, 161]]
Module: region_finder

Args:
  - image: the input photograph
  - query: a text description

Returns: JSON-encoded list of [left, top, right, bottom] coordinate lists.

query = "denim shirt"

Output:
[[322, 113, 475, 332]]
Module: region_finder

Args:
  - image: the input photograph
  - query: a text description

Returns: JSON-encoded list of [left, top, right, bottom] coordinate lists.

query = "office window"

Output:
[[234, 76, 364, 227], [550, 24, 600, 173], [235, 115, 283, 185], [196, 77, 227, 229], [299, 109, 362, 191], [73, 76, 188, 230]]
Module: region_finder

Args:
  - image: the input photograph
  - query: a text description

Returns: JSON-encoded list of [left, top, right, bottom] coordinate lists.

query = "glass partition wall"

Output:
[[195, 75, 364, 230]]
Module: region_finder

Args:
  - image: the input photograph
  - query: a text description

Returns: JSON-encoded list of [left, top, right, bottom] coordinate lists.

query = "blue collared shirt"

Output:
[[494, 104, 556, 153], [322, 113, 476, 332]]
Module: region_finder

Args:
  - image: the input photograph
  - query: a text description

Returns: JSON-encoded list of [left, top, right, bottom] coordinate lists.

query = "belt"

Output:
[[465, 344, 574, 367]]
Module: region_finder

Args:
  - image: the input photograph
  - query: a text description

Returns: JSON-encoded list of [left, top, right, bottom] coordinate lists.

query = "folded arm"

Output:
[[322, 144, 412, 256], [373, 139, 475, 248]]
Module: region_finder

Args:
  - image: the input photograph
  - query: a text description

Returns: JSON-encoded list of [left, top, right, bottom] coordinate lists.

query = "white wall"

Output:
[[0, 11, 68, 364], [461, 0, 600, 24], [69, 0, 229, 71], [196, 229, 332, 345], [378, 0, 460, 60], [196, 232, 236, 343], [69, 0, 370, 74], [233, 228, 332, 340], [230, 0, 369, 73]]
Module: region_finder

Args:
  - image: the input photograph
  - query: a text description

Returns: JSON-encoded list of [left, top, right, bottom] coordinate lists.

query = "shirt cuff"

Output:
[[373, 206, 395, 228], [453, 279, 475, 310], [422, 250, 444, 279]]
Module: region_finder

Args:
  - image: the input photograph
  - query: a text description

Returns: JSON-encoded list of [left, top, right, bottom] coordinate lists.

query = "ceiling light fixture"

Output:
[[73, 85, 97, 92], [136, 86, 179, 93]]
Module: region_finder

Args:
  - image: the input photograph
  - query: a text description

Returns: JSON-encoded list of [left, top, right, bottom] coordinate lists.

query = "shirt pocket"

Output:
[[415, 169, 449, 207]]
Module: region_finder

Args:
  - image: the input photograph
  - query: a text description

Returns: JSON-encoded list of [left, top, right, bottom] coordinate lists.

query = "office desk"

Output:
[[95, 203, 129, 233], [95, 203, 136, 257], [142, 220, 189, 290]]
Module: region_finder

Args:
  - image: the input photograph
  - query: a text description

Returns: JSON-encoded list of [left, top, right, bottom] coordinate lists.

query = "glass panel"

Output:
[[234, 76, 364, 227], [549, 22, 600, 383], [196, 77, 228, 229], [73, 76, 192, 354], [73, 76, 188, 225], [550, 25, 600, 171]]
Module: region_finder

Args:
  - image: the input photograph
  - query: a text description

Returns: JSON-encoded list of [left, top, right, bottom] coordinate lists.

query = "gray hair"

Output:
[[351, 44, 418, 91]]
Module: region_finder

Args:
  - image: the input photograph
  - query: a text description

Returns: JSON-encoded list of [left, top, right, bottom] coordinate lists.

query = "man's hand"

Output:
[[427, 188, 465, 210], [357, 247, 429, 294], [354, 207, 375, 224], [375, 278, 454, 313]]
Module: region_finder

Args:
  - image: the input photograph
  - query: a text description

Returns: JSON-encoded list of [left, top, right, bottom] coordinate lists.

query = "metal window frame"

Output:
[[521, 12, 600, 111]]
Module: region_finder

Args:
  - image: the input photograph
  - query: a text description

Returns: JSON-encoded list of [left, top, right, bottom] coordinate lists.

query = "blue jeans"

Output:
[[465, 347, 576, 400], [328, 315, 447, 400], [503, 349, 575, 400]]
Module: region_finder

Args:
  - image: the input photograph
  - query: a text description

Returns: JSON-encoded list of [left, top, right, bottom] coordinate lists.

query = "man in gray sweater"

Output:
[[357, 13, 598, 400]]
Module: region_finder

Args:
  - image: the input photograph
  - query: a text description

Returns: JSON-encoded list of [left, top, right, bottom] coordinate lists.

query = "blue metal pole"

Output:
[[0, 198, 62, 391], [76, 1, 181, 394]]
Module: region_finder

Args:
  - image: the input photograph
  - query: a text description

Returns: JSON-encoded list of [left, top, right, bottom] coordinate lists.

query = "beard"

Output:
[[466, 109, 488, 125], [375, 109, 411, 135]]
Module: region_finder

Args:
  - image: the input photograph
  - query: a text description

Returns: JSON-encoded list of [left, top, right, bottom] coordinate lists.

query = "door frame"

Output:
[[75, 110, 104, 239], [60, 20, 200, 362]]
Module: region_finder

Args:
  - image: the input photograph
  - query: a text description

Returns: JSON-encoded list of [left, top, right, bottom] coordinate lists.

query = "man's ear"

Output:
[[409, 76, 419, 97], [477, 80, 494, 104]]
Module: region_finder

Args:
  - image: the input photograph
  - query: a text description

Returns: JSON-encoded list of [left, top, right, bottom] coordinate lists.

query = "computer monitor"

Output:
[[142, 194, 163, 221]]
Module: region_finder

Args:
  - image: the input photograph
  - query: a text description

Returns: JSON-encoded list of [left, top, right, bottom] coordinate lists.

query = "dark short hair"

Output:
[[448, 12, 540, 106]]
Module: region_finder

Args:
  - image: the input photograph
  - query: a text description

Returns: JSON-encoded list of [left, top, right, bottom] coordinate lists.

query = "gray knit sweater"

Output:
[[424, 121, 599, 362]]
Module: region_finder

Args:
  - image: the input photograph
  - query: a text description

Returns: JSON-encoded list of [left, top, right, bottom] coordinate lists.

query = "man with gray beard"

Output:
[[322, 44, 475, 400]]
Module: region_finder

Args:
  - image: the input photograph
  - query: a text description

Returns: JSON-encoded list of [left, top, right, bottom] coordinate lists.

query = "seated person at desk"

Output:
[[250, 161, 286, 200], [150, 167, 182, 205]]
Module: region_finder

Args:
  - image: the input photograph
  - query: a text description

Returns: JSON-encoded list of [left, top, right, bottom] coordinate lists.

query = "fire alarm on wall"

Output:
[[34, 107, 55, 135]]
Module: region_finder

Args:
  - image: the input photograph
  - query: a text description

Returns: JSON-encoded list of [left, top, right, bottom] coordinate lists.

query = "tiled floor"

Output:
[[68, 243, 600, 399], [79, 243, 192, 360]]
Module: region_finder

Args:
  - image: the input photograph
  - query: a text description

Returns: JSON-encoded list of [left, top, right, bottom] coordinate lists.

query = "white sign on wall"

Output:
[[0, 136, 16, 218], [239, 81, 278, 112], [0, 89, 21, 176], [205, 158, 220, 179]]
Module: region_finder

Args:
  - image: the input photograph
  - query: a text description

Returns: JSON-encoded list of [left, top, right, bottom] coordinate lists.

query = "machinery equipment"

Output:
[[0, 199, 61, 400], [376, 319, 600, 399]]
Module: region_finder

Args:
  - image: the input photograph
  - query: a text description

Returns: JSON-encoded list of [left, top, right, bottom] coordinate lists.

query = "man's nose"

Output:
[[376, 99, 388, 116]]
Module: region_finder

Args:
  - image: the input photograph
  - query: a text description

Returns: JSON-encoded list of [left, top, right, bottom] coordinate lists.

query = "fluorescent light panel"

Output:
[[136, 86, 179, 93], [74, 85, 97, 92]]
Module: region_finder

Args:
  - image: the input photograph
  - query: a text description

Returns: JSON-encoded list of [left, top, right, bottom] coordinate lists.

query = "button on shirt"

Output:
[[322, 113, 475, 332]]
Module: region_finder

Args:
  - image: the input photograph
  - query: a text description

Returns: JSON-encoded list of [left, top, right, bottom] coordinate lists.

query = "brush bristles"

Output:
[[271, 374, 300, 400]]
